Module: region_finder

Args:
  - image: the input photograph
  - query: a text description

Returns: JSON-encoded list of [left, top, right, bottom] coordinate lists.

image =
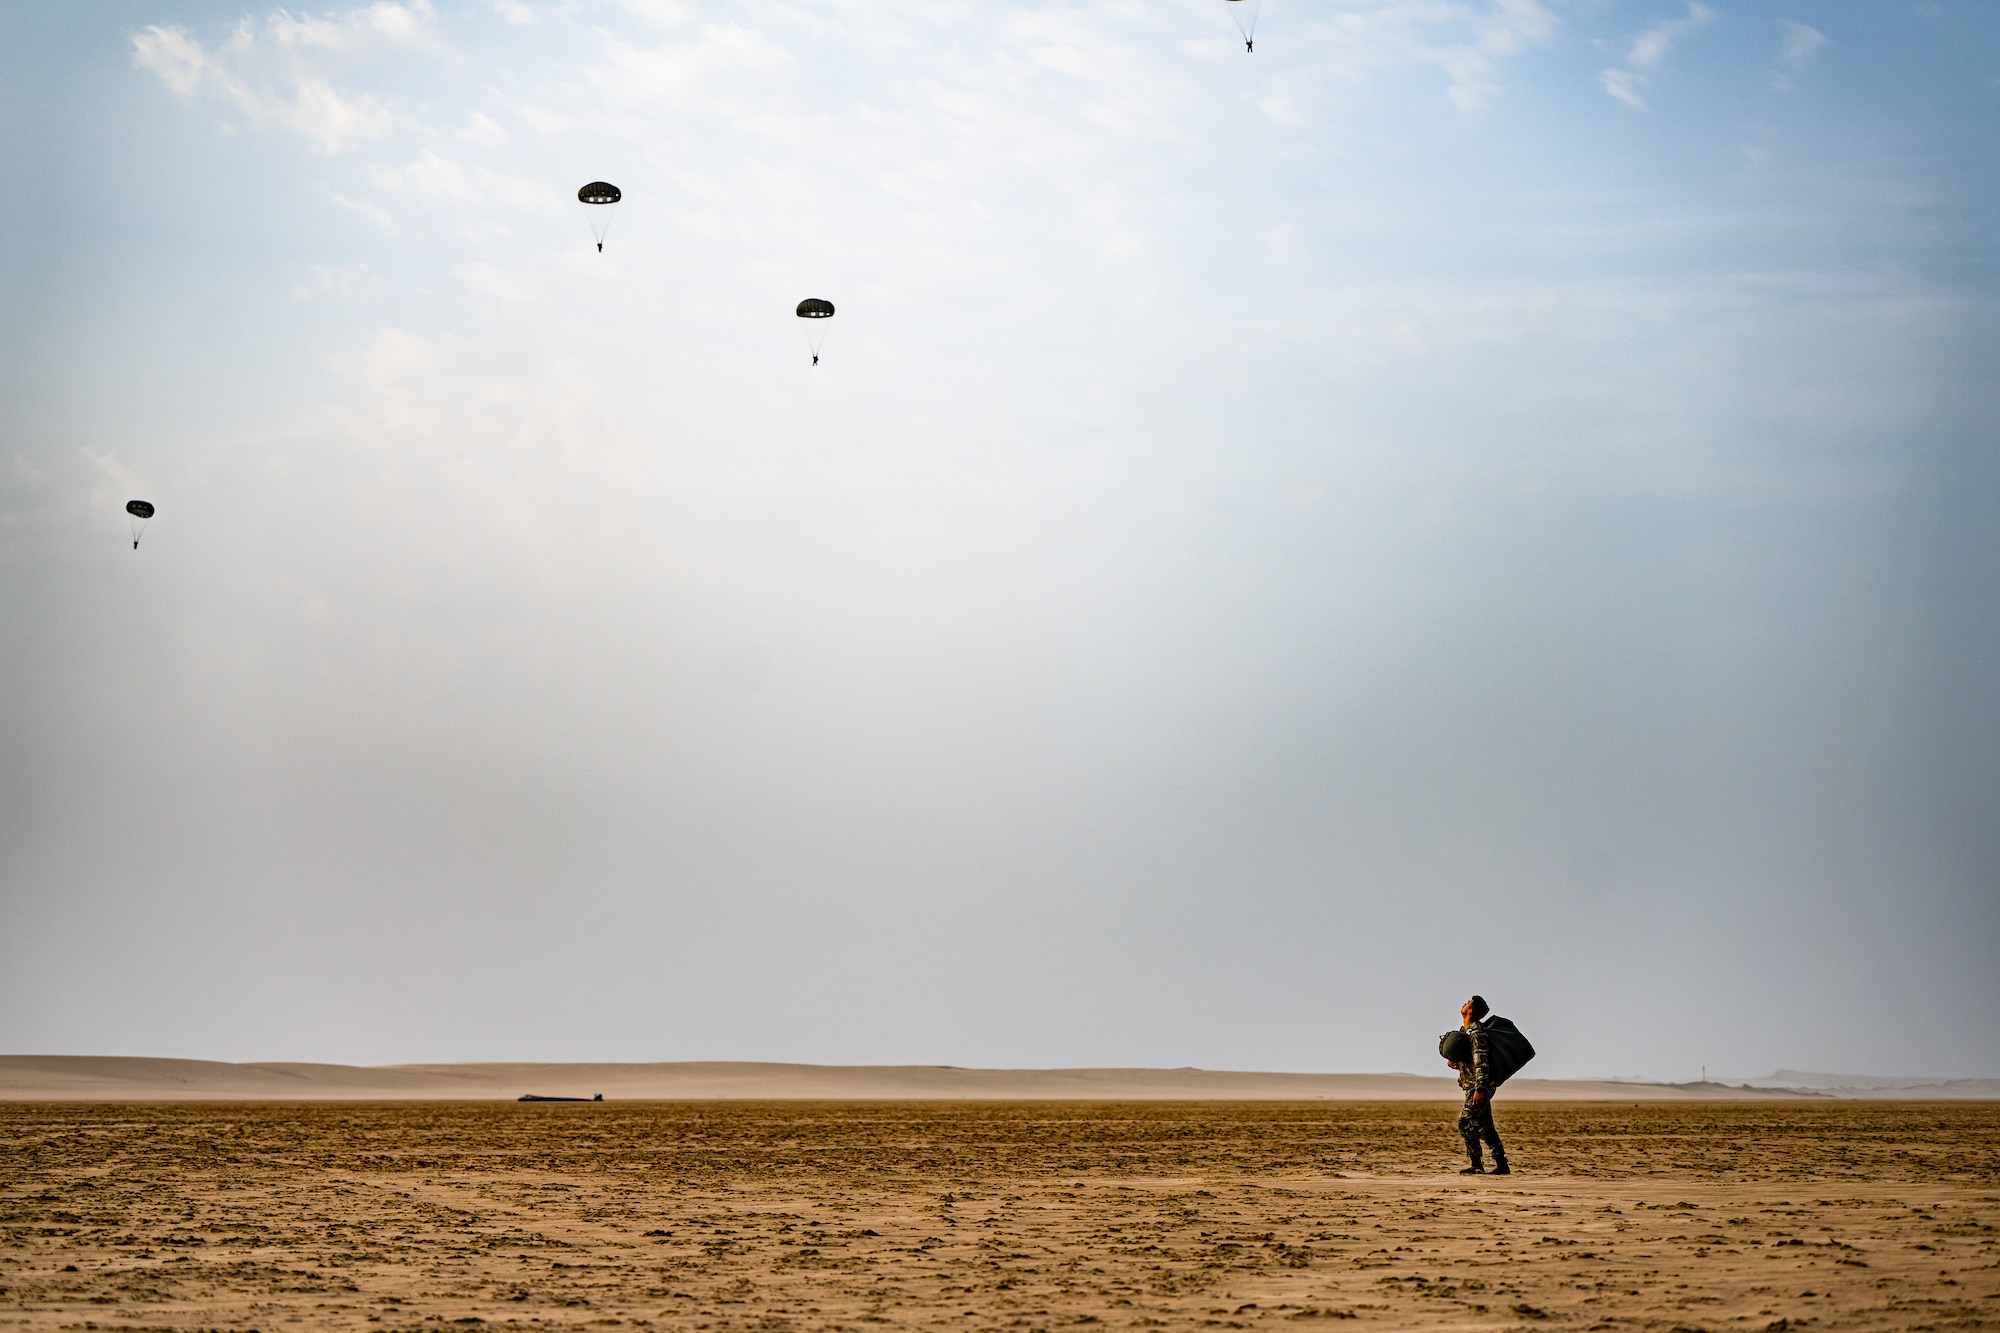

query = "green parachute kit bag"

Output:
[[1438, 1019, 1536, 1086], [1481, 1016, 1536, 1086]]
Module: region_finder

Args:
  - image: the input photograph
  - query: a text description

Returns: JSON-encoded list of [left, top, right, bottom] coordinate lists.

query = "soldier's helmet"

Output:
[[1438, 1029, 1472, 1065]]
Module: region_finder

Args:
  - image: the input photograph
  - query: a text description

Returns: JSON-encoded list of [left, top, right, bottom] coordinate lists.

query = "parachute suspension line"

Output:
[[1225, 0, 1259, 51], [584, 207, 617, 248]]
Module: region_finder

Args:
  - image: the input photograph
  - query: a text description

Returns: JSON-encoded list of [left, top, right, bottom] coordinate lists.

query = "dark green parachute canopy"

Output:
[[1438, 1029, 1471, 1065], [126, 500, 155, 519], [796, 298, 835, 318], [577, 182, 621, 205]]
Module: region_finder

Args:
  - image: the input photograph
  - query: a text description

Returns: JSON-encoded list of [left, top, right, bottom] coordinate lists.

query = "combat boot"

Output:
[[1490, 1150, 1511, 1175], [1459, 1160, 1484, 1174]]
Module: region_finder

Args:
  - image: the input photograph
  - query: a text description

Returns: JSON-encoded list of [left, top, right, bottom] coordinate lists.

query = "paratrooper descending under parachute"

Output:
[[578, 181, 621, 252], [126, 500, 154, 550], [797, 298, 834, 365]]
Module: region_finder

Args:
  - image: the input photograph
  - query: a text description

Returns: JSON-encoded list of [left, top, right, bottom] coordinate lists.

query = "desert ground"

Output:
[[2, 1101, 1995, 1332]]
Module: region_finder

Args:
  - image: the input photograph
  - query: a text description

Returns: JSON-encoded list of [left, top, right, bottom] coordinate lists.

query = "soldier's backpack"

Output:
[[1481, 1016, 1537, 1087]]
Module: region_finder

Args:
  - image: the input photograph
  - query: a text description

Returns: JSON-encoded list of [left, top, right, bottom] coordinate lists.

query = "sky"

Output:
[[1, 0, 1996, 1081]]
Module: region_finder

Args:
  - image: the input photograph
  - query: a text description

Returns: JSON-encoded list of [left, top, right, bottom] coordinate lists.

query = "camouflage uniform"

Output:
[[1456, 1021, 1507, 1170]]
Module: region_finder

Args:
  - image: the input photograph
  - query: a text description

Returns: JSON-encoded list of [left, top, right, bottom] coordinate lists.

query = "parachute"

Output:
[[1482, 1016, 1536, 1086], [1437, 1019, 1536, 1087], [796, 298, 834, 364], [1225, 0, 1259, 51], [126, 500, 154, 550], [578, 181, 621, 252]]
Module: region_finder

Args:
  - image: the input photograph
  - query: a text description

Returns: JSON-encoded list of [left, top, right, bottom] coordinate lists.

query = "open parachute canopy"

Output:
[[577, 181, 621, 250], [796, 298, 835, 319], [126, 499, 153, 550]]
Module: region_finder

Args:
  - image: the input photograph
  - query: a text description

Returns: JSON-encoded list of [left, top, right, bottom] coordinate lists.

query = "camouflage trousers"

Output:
[[1458, 1092, 1504, 1165]]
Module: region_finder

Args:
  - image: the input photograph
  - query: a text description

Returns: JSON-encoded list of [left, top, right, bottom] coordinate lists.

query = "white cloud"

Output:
[[228, 1, 441, 59], [1432, 0, 1559, 112], [132, 2, 439, 152], [1258, 0, 1557, 116], [366, 150, 547, 213], [1773, 20, 1826, 90], [458, 111, 509, 147], [84, 449, 152, 507], [327, 190, 396, 229], [1778, 20, 1826, 68], [289, 79, 397, 152], [604, 0, 702, 29], [130, 24, 206, 96], [451, 260, 538, 304], [131, 0, 1566, 267], [588, 22, 796, 117], [1600, 2, 1714, 109], [1600, 66, 1649, 110], [1629, 2, 1713, 70], [295, 262, 381, 300]]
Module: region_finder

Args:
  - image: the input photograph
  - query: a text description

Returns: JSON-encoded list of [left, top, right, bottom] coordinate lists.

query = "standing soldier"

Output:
[[1447, 995, 1510, 1175]]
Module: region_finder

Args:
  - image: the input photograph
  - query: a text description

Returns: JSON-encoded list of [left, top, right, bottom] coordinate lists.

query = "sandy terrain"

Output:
[[3, 1101, 1995, 1332], [12, 1058, 1996, 1102]]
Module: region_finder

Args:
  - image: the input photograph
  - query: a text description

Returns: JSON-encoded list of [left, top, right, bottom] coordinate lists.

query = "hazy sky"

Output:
[[2, 0, 1995, 1080]]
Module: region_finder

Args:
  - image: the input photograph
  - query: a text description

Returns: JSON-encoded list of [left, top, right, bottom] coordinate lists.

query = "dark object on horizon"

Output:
[[1483, 1015, 1536, 1086], [1438, 1029, 1472, 1066], [578, 181, 620, 251], [126, 499, 154, 549], [518, 1093, 604, 1102]]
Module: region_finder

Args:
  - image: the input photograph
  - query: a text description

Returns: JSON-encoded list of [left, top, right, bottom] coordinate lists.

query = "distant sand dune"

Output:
[[6, 1056, 1988, 1101]]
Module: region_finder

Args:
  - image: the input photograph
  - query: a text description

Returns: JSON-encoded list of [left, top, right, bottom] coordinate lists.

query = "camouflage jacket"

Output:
[[1455, 1021, 1494, 1096]]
